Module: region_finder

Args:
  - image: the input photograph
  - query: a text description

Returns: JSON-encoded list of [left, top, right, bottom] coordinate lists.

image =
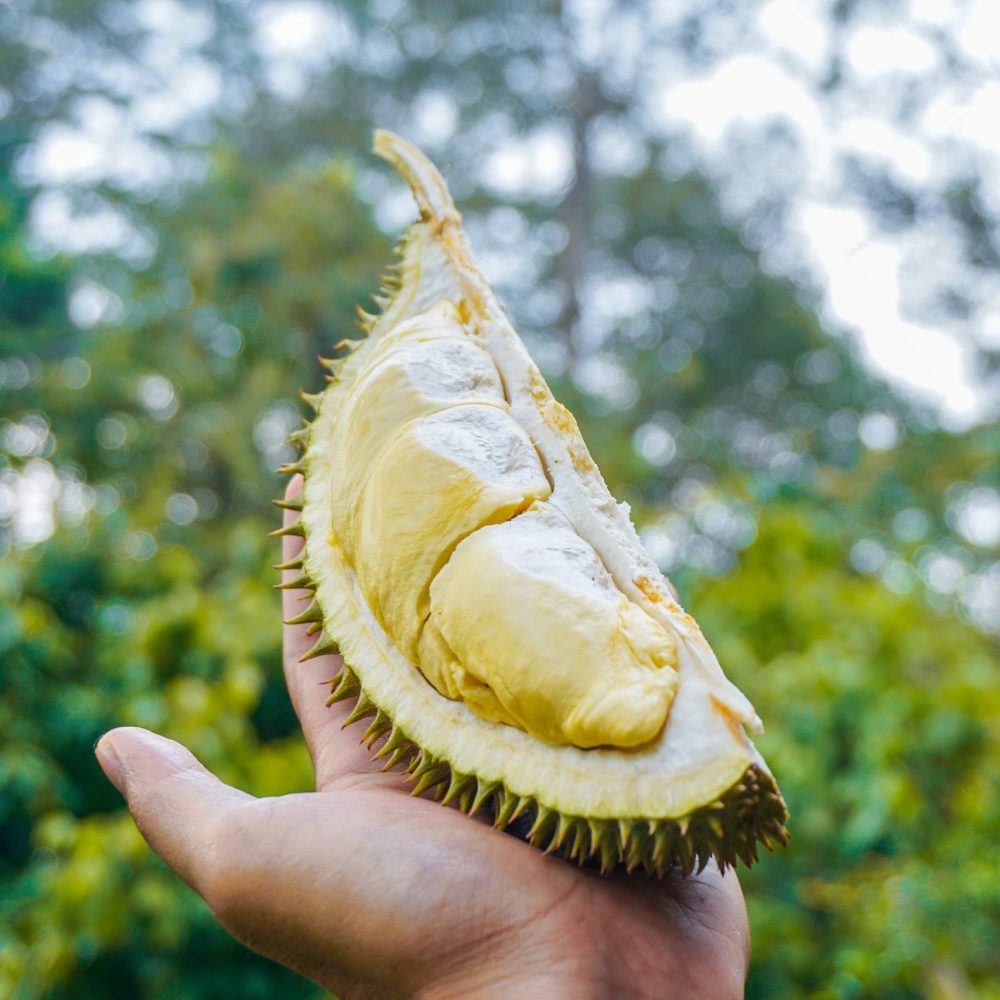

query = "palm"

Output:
[[258, 490, 750, 997]]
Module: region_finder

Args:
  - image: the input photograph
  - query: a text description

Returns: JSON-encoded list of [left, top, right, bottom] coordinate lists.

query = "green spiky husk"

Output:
[[276, 334, 789, 877]]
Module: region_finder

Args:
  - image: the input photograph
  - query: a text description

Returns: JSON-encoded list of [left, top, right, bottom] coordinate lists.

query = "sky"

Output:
[[647, 0, 1000, 429], [14, 0, 1000, 428]]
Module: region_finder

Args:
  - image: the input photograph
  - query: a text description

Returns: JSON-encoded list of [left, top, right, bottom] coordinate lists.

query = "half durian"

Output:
[[279, 130, 788, 876]]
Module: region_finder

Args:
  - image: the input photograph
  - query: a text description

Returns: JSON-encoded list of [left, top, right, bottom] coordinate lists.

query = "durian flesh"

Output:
[[284, 130, 788, 875]]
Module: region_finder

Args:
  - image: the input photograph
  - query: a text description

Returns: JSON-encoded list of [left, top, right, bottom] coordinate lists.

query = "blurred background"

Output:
[[1, 0, 998, 996]]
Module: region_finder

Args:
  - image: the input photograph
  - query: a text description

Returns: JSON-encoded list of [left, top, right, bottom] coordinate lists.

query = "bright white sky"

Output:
[[15, 0, 1000, 428], [647, 0, 1000, 429]]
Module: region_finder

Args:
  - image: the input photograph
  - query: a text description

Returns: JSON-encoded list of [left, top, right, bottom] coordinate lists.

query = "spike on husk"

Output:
[[284, 600, 323, 626], [305, 633, 340, 662], [271, 520, 305, 539]]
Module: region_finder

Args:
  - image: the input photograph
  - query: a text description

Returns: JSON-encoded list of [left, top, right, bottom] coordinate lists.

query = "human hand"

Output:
[[95, 476, 750, 999]]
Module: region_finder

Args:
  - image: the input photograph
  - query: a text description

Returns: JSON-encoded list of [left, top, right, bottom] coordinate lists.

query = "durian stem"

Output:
[[372, 130, 459, 224]]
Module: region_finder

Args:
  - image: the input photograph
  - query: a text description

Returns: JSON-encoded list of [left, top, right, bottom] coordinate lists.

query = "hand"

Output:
[[95, 476, 750, 999]]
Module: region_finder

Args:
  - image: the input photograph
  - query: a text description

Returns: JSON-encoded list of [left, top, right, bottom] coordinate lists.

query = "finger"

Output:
[[280, 476, 397, 788], [95, 727, 252, 893], [280, 476, 331, 672], [281, 474, 330, 670], [281, 475, 344, 717]]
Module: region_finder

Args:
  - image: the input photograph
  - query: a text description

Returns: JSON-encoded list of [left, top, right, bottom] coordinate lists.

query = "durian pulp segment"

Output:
[[330, 299, 680, 748], [329, 300, 507, 547], [422, 504, 678, 748], [349, 404, 551, 663], [298, 130, 783, 828], [372, 132, 761, 735]]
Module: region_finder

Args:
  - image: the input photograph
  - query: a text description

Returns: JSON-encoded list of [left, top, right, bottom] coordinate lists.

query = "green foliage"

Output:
[[0, 148, 378, 999], [698, 502, 999, 998]]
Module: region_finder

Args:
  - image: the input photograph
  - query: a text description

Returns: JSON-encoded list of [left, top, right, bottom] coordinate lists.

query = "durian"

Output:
[[280, 130, 788, 876]]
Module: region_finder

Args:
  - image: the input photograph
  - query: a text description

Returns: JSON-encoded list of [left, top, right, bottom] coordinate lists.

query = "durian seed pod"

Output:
[[277, 130, 789, 877]]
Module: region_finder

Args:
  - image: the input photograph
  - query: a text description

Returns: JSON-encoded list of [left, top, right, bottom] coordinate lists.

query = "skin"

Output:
[[95, 476, 750, 999]]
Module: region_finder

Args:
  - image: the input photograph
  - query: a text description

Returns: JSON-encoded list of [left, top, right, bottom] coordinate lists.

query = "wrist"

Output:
[[416, 924, 744, 1000], [418, 972, 599, 1000], [413, 922, 605, 1000]]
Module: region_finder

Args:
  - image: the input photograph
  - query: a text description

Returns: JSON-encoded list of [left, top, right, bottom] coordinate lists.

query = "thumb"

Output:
[[95, 727, 253, 893]]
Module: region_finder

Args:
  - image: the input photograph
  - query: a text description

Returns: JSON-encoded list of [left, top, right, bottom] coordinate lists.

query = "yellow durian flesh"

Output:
[[331, 301, 678, 748], [329, 300, 507, 547], [347, 403, 551, 663], [289, 130, 789, 875], [421, 502, 678, 748]]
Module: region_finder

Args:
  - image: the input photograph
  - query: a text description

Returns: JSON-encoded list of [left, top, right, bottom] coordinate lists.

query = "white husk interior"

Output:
[[300, 132, 773, 820]]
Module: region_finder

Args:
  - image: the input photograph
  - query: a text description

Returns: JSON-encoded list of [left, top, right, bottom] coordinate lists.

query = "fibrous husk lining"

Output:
[[276, 391, 789, 876]]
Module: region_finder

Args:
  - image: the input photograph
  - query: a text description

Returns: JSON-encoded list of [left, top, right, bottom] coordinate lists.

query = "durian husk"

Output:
[[276, 130, 788, 876]]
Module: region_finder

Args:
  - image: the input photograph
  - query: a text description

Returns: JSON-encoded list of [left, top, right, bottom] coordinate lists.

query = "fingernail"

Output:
[[95, 735, 125, 794]]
